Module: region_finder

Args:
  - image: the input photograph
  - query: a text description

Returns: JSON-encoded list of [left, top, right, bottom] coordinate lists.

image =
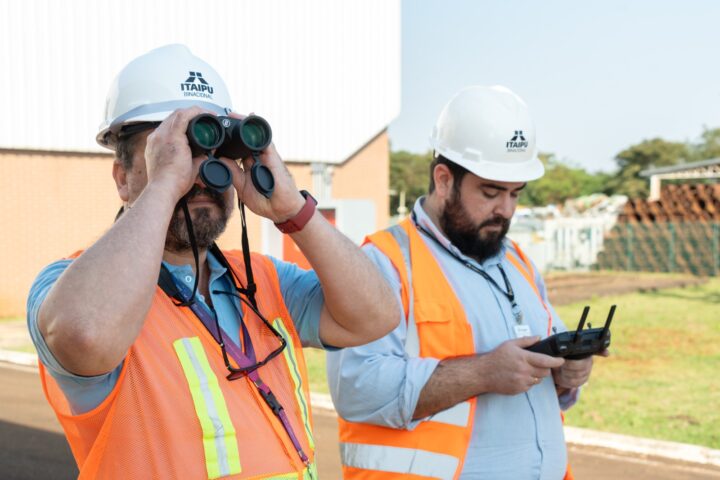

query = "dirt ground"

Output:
[[544, 272, 706, 306]]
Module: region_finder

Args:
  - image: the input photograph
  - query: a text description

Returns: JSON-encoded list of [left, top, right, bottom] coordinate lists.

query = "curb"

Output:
[[564, 426, 720, 467], [0, 349, 37, 367], [309, 392, 720, 469], [4, 350, 718, 469]]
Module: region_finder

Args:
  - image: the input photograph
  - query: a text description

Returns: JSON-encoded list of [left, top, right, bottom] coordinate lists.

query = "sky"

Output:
[[388, 0, 720, 173]]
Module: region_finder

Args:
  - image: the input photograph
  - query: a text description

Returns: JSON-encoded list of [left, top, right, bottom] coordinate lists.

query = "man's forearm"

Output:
[[290, 211, 400, 347], [414, 337, 566, 420], [412, 354, 490, 420], [39, 183, 177, 376]]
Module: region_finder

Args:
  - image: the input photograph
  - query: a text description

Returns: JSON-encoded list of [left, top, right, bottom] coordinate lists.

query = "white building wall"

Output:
[[1, 0, 400, 163], [510, 215, 620, 272]]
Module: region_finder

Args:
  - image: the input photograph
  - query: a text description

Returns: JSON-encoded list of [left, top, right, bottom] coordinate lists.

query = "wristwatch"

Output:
[[274, 190, 318, 234]]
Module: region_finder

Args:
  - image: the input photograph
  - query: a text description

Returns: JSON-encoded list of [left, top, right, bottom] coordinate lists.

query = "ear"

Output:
[[432, 163, 455, 201], [112, 161, 130, 202]]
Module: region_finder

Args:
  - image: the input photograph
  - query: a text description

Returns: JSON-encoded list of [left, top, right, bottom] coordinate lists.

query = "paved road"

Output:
[[1, 364, 718, 479]]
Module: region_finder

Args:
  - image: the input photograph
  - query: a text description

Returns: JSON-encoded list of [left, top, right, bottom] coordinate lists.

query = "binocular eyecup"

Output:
[[186, 114, 275, 198]]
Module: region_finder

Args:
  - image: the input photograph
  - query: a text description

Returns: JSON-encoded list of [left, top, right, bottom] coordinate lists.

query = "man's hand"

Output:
[[413, 336, 566, 419], [218, 113, 305, 222], [145, 106, 208, 202], [482, 336, 566, 395], [552, 349, 609, 390]]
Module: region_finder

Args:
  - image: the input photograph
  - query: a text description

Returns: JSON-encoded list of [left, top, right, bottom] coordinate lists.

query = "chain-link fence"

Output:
[[595, 222, 720, 276]]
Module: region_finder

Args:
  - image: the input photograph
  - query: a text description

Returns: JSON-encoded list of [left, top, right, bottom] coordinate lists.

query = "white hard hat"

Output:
[[429, 85, 544, 182], [97, 44, 233, 149]]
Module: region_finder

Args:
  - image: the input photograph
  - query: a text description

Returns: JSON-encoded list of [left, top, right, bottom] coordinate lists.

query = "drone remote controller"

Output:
[[526, 305, 615, 360]]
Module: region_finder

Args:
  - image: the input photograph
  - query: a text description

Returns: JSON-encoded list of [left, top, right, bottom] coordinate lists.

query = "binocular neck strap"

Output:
[[239, 202, 258, 309], [168, 196, 259, 312], [175, 198, 201, 307]]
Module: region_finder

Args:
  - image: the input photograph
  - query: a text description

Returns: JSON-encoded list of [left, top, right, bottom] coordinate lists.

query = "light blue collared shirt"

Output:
[[327, 197, 577, 480], [27, 251, 325, 414]]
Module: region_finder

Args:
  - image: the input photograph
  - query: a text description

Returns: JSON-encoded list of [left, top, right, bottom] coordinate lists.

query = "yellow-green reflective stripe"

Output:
[[174, 337, 242, 479], [261, 463, 317, 480], [263, 473, 296, 480], [304, 462, 318, 480], [272, 318, 315, 451]]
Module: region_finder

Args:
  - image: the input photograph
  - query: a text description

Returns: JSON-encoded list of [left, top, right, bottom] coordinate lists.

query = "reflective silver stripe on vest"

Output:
[[427, 401, 471, 427], [386, 225, 420, 357], [340, 443, 458, 480]]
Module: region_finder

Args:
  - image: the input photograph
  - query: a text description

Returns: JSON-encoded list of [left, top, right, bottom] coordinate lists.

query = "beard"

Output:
[[439, 188, 510, 263], [165, 185, 233, 252]]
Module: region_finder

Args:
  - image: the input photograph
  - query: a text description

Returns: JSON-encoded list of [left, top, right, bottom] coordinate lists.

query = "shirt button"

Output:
[[184, 275, 193, 283]]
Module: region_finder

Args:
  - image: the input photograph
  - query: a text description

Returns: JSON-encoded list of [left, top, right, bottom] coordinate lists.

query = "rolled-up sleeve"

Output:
[[325, 244, 440, 430], [27, 260, 75, 376], [27, 260, 122, 414], [269, 256, 326, 349]]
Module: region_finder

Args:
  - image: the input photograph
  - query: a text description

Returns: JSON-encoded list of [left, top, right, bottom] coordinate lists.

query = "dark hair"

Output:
[[115, 134, 141, 171], [114, 122, 159, 170], [428, 154, 470, 193]]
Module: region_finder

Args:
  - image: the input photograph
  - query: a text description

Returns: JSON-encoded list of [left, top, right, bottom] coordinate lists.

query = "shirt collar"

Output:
[[412, 196, 507, 269], [163, 249, 228, 285]]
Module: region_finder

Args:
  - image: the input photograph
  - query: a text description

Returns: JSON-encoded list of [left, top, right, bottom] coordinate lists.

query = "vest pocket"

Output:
[[414, 300, 473, 358], [414, 300, 451, 323]]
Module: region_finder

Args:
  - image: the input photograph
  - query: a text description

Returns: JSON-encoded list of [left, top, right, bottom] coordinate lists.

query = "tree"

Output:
[[389, 150, 433, 215], [607, 138, 690, 198], [389, 150, 609, 211], [692, 127, 720, 161], [520, 153, 610, 206]]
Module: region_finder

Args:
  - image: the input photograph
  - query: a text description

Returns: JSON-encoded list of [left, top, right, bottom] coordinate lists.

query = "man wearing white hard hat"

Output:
[[327, 86, 602, 479], [26, 44, 399, 479]]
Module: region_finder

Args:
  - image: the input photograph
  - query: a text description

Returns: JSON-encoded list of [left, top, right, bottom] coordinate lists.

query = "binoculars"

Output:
[[186, 114, 275, 197]]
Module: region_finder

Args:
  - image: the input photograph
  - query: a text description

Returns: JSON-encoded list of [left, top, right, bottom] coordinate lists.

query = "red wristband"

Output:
[[274, 190, 317, 234]]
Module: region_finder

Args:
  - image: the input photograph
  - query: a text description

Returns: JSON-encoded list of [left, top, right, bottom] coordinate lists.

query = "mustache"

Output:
[[183, 185, 225, 208], [479, 216, 510, 229]]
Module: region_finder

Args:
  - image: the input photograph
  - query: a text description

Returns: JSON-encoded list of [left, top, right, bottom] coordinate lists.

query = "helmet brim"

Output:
[[96, 111, 173, 149], [96, 100, 229, 149], [444, 154, 545, 183]]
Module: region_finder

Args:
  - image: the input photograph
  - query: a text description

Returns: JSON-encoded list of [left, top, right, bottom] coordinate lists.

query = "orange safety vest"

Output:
[[337, 219, 573, 480], [39, 250, 317, 480]]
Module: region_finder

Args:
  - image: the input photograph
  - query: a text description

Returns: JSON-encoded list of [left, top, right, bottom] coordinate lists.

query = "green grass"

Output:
[[558, 278, 720, 449], [0, 316, 22, 323], [302, 277, 720, 449], [8, 345, 36, 353], [302, 347, 330, 394]]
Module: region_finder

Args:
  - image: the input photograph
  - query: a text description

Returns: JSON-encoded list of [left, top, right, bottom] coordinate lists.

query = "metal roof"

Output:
[[0, 0, 400, 164], [640, 158, 720, 177]]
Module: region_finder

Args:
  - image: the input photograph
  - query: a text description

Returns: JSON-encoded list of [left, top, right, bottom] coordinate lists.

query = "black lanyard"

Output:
[[411, 213, 524, 324]]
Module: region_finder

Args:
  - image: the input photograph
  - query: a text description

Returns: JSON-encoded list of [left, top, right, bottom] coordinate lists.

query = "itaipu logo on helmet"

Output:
[[506, 130, 528, 152], [180, 71, 214, 99]]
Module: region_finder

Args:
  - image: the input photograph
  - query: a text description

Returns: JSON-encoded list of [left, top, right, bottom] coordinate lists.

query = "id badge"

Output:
[[513, 324, 532, 338]]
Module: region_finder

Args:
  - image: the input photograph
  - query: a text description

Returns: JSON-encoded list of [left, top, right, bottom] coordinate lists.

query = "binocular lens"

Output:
[[190, 116, 224, 150], [240, 119, 271, 151]]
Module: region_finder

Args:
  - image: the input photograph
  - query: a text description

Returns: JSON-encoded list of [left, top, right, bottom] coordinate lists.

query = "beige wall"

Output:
[[331, 130, 390, 229], [0, 131, 389, 317], [285, 130, 390, 229], [0, 150, 120, 317]]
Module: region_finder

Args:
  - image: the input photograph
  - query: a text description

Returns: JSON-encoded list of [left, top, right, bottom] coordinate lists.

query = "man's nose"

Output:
[[192, 156, 209, 188], [493, 195, 516, 219]]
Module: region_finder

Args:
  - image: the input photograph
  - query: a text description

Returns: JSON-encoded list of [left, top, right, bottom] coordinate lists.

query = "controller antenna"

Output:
[[601, 305, 616, 340], [573, 306, 591, 344]]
